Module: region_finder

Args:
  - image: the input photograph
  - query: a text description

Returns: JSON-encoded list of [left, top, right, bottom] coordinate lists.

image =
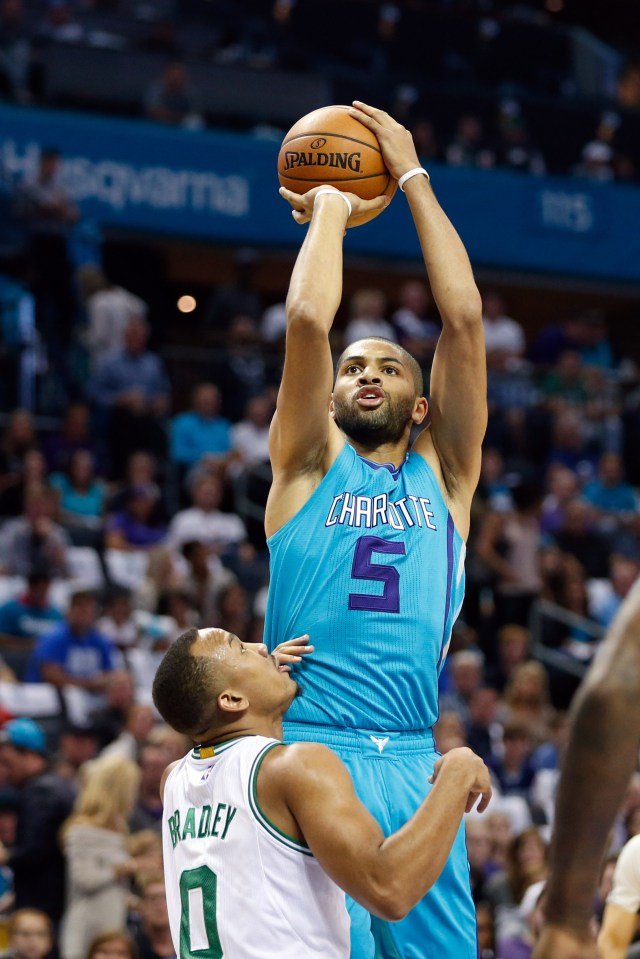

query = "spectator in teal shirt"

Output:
[[0, 570, 63, 679], [169, 382, 231, 469], [582, 451, 638, 522], [50, 449, 105, 522]]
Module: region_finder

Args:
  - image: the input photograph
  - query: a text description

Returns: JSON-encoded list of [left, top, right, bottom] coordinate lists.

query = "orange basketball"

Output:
[[277, 105, 397, 226]]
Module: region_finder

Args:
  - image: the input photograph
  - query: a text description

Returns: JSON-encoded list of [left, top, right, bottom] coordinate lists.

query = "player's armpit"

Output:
[[270, 318, 333, 447], [261, 742, 488, 922], [261, 742, 396, 918]]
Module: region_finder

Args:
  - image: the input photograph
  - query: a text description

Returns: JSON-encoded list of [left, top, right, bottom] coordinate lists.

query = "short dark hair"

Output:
[[69, 588, 98, 605], [27, 568, 52, 587], [336, 337, 424, 395], [181, 539, 204, 561], [105, 585, 132, 605], [152, 628, 219, 740]]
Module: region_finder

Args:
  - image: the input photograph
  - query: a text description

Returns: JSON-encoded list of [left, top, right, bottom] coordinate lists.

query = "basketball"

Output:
[[277, 105, 397, 226]]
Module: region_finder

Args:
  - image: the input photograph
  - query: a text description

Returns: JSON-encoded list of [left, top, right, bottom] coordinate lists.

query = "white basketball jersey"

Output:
[[162, 735, 350, 959]]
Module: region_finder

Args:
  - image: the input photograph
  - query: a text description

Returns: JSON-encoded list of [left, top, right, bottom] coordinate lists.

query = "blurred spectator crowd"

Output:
[[0, 0, 639, 181], [0, 233, 639, 953]]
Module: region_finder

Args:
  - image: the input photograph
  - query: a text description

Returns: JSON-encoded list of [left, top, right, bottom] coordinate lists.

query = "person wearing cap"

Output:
[[0, 717, 74, 922], [24, 589, 115, 692]]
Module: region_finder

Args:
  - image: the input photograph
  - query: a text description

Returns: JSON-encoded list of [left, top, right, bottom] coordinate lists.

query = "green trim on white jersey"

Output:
[[248, 742, 313, 856]]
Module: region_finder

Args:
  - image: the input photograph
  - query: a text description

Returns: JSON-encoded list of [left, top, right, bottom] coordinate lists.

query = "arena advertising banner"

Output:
[[0, 103, 638, 283]]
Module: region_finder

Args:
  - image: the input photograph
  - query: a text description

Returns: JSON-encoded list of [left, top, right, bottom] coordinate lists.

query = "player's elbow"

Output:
[[366, 876, 421, 922], [367, 890, 408, 923], [585, 654, 640, 711], [443, 292, 483, 331], [373, 902, 408, 923], [286, 299, 327, 333], [572, 670, 640, 756]]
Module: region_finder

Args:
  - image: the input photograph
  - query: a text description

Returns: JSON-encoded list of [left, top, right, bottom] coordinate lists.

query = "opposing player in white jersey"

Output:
[[152, 626, 492, 959]]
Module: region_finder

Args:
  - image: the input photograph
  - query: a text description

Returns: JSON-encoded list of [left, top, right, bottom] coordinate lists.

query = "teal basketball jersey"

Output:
[[264, 442, 466, 731]]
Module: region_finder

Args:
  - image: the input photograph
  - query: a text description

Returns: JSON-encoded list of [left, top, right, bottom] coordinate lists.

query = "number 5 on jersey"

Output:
[[349, 535, 406, 613]]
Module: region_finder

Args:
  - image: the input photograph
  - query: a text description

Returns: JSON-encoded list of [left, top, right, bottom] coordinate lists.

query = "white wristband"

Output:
[[398, 167, 430, 192], [314, 188, 352, 218]]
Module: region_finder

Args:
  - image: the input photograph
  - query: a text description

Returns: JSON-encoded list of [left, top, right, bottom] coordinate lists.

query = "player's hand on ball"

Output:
[[430, 747, 492, 813], [279, 185, 389, 228], [273, 634, 314, 665], [349, 102, 422, 183]]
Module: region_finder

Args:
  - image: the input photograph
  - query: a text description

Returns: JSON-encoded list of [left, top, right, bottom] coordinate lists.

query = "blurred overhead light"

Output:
[[177, 295, 196, 313]]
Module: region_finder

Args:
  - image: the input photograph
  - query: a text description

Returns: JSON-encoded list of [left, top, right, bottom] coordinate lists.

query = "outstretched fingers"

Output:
[[350, 100, 384, 122], [350, 101, 397, 131], [348, 101, 419, 180], [273, 634, 315, 664]]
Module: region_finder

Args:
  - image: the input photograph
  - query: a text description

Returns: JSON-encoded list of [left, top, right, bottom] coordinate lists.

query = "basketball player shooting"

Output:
[[153, 628, 492, 959], [263, 101, 487, 959]]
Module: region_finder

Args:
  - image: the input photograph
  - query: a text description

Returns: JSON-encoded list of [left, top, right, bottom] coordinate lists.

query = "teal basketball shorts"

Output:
[[283, 722, 478, 959]]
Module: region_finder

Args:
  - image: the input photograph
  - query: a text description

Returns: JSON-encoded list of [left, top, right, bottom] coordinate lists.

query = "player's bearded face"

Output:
[[333, 390, 415, 446]]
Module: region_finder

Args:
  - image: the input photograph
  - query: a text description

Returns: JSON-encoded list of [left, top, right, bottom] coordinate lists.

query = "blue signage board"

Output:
[[0, 103, 638, 283]]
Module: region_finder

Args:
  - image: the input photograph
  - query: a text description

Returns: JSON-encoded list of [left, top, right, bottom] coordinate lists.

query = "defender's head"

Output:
[[331, 338, 427, 448], [152, 628, 297, 743]]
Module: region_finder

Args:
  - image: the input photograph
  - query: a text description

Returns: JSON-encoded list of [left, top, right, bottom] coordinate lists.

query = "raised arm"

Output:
[[533, 578, 640, 959], [268, 190, 348, 478], [260, 742, 491, 920], [266, 185, 389, 536], [350, 103, 486, 516]]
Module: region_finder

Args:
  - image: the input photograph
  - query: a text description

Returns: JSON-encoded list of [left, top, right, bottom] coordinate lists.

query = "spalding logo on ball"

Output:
[[277, 105, 397, 226]]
